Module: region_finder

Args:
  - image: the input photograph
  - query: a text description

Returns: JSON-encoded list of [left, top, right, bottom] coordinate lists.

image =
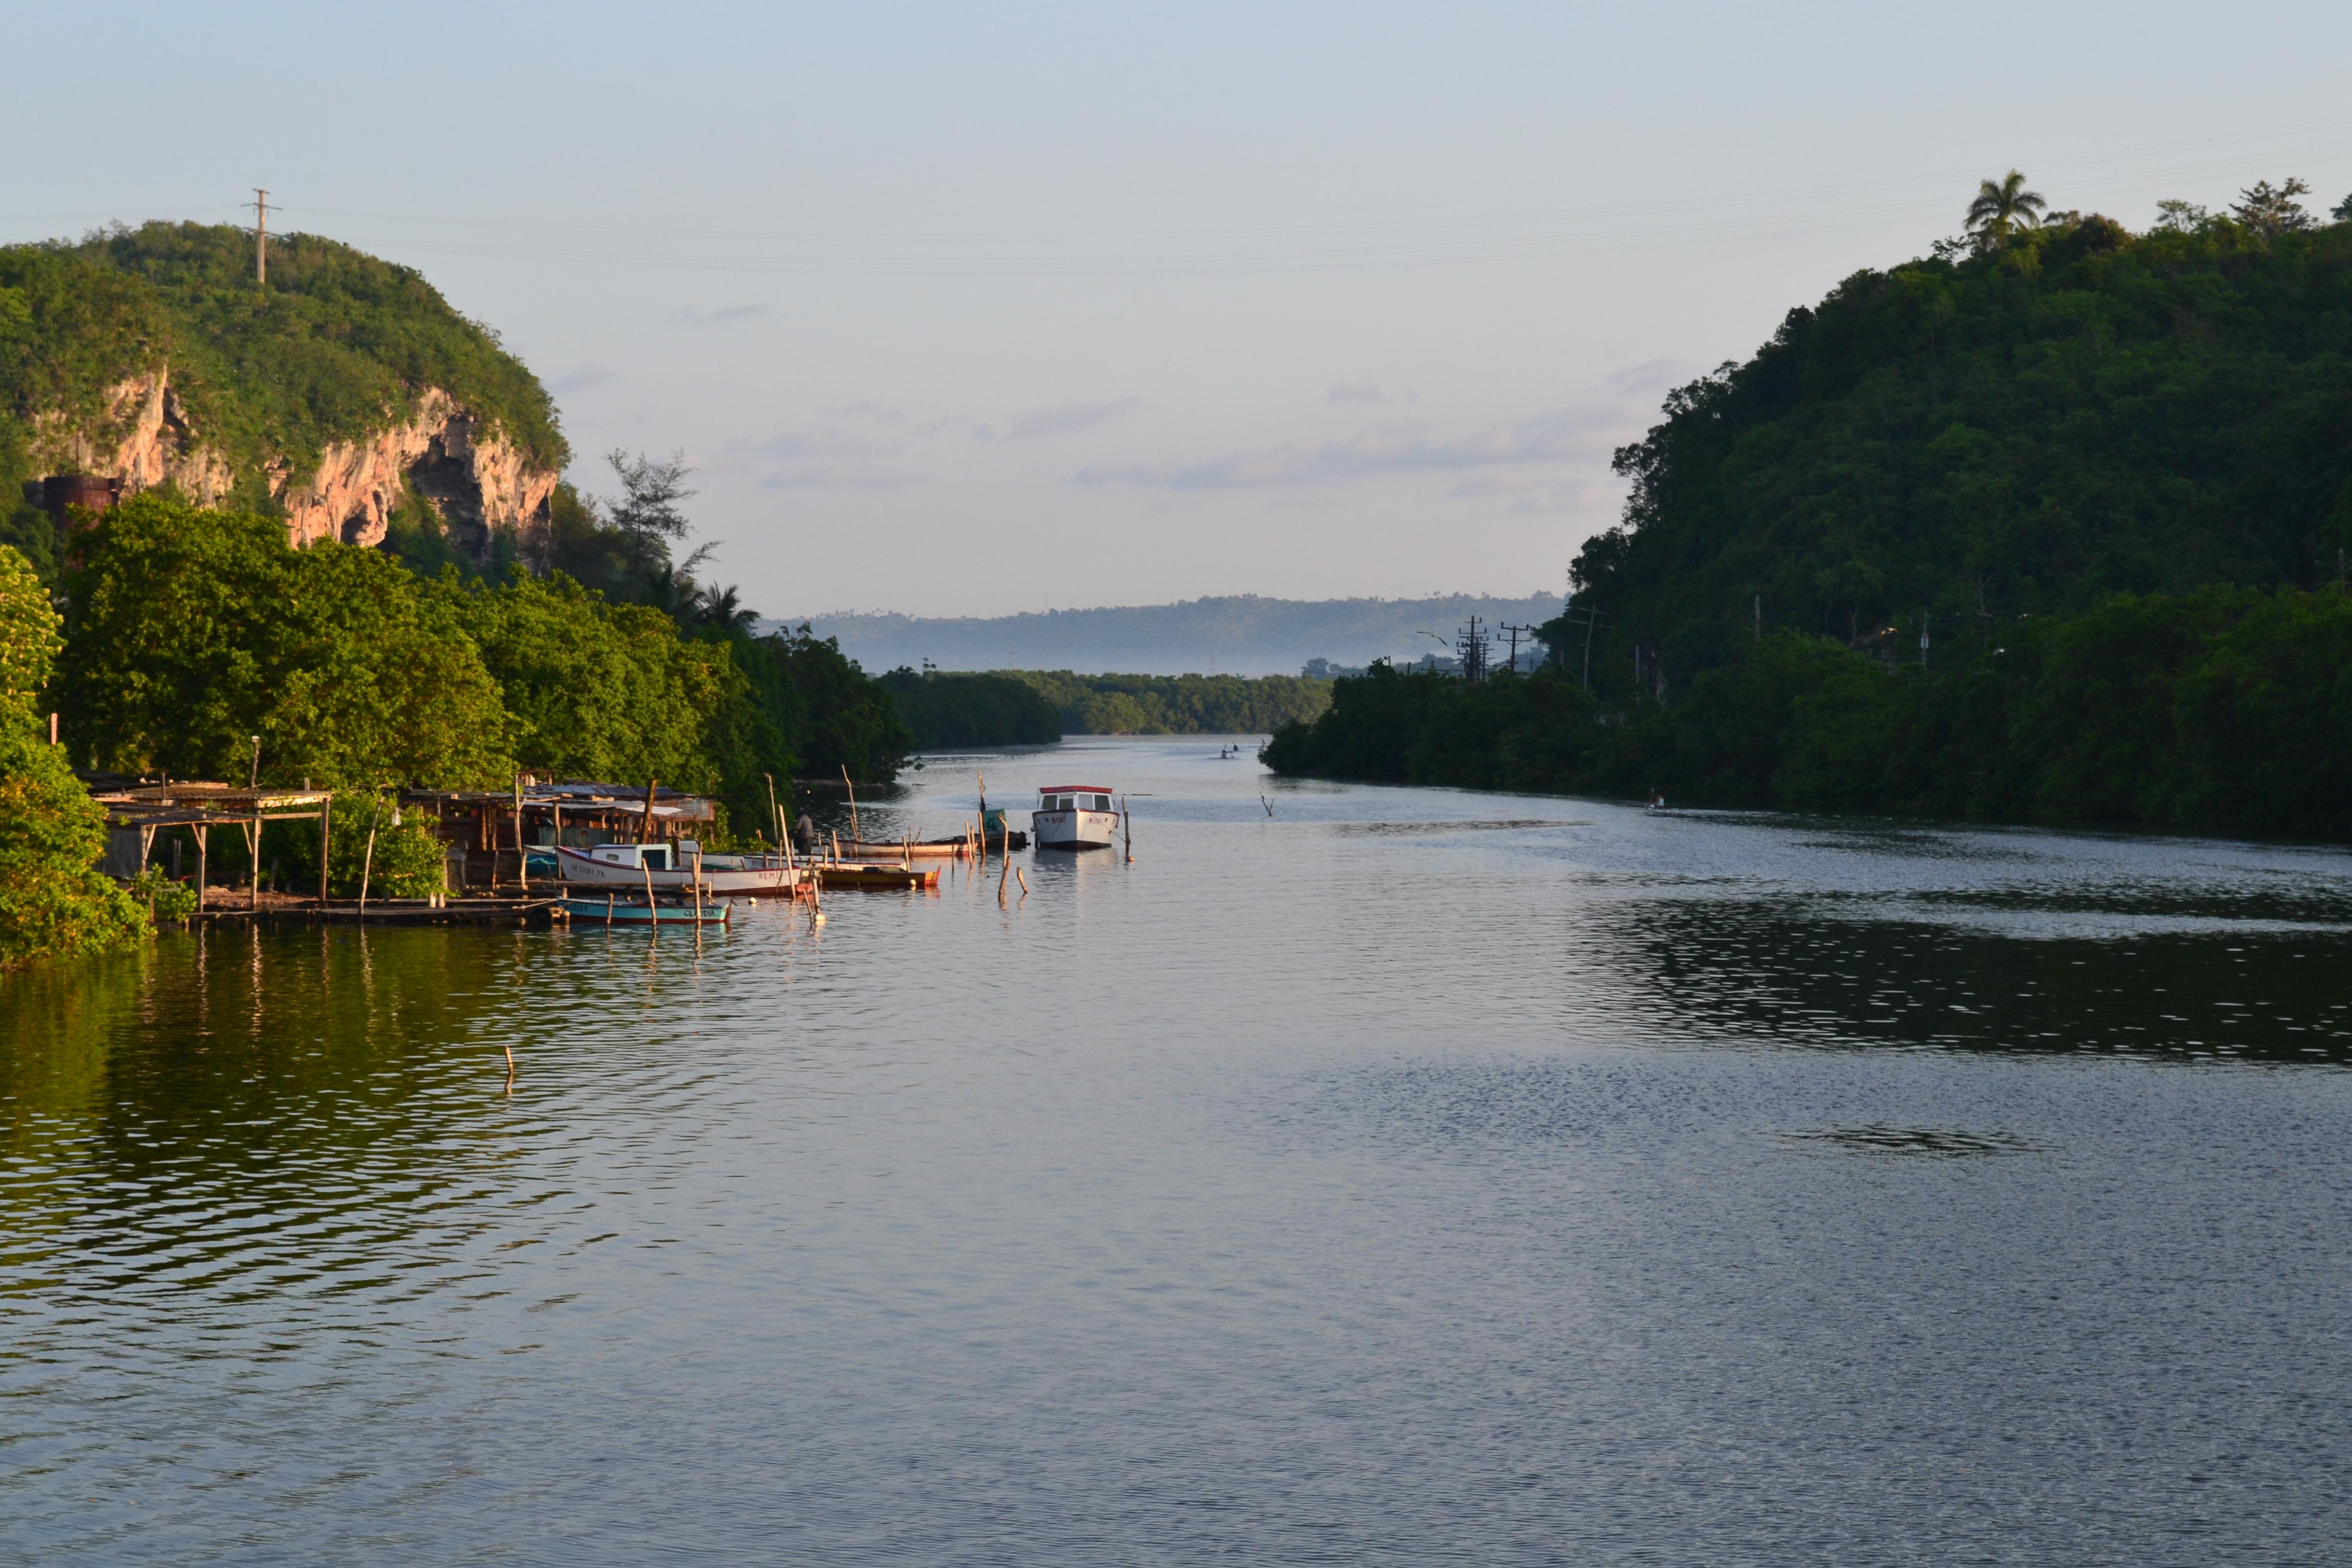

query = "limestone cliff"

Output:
[[271, 386, 558, 555], [32, 370, 235, 508], [36, 371, 558, 561]]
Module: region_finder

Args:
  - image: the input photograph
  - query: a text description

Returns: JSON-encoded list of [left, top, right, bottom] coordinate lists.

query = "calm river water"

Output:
[[8, 737, 2352, 1564]]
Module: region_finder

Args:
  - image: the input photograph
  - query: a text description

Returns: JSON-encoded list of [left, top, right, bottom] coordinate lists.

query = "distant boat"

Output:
[[1032, 785, 1119, 850], [555, 841, 801, 894]]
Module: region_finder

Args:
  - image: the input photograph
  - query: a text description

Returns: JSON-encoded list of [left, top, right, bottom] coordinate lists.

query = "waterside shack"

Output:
[[89, 781, 334, 906], [402, 781, 719, 890]]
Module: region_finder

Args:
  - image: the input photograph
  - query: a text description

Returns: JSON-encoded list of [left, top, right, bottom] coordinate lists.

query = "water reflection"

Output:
[[8, 747, 2352, 1562], [1588, 895, 2352, 1062]]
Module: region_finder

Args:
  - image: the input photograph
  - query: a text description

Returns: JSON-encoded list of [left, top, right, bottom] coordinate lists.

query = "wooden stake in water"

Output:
[[841, 765, 860, 843], [514, 773, 529, 893], [358, 796, 383, 919]]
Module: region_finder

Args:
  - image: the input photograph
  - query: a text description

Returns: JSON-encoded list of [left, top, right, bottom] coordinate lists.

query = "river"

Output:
[[7, 737, 2352, 1563]]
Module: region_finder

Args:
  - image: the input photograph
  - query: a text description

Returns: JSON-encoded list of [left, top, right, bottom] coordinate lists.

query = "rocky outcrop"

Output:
[[273, 385, 558, 556], [32, 370, 236, 507], [36, 372, 557, 564]]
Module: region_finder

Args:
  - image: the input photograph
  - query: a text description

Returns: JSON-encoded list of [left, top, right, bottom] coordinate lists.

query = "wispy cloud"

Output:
[[982, 398, 1139, 441], [820, 400, 906, 423], [761, 464, 927, 491], [761, 426, 883, 460], [1603, 358, 1686, 399], [1076, 407, 1632, 491], [550, 363, 619, 396], [1326, 377, 1387, 405], [670, 303, 769, 328]]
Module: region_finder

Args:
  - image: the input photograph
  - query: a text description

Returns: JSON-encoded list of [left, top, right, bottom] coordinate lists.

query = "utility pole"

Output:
[[1557, 600, 1607, 691], [1498, 621, 1533, 675], [250, 188, 269, 284], [1455, 617, 1490, 683]]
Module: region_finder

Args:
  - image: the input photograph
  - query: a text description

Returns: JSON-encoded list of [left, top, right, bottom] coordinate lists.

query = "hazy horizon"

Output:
[[7, 3, 2351, 618]]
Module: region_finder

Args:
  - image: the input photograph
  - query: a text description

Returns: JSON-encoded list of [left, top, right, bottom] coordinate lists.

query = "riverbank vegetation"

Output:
[[53, 493, 906, 832], [0, 544, 145, 965], [1269, 175, 2352, 839], [1266, 585, 2352, 838]]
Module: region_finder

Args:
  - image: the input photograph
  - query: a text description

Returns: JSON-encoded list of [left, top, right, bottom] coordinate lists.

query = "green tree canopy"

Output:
[[56, 495, 513, 787], [435, 570, 732, 791], [1566, 205, 2352, 693], [0, 544, 144, 965]]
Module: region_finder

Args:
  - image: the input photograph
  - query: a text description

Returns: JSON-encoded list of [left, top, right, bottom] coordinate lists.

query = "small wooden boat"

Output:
[[816, 862, 940, 890], [832, 837, 981, 860], [560, 892, 733, 926]]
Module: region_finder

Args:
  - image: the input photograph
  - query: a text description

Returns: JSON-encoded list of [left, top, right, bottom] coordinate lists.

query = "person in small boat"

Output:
[[795, 812, 819, 852]]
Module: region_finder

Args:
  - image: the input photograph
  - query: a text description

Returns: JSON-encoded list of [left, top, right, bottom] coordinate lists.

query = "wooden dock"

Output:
[[200, 890, 572, 927]]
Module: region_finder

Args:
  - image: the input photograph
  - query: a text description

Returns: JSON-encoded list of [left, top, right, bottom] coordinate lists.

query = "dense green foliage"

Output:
[[731, 626, 911, 788], [0, 545, 144, 964], [437, 572, 728, 791], [50, 498, 906, 848], [0, 222, 565, 541], [879, 669, 1063, 749], [1562, 206, 2352, 689], [271, 792, 451, 899], [58, 496, 514, 787], [1267, 586, 2352, 838], [1271, 188, 2352, 841], [1004, 670, 1332, 734]]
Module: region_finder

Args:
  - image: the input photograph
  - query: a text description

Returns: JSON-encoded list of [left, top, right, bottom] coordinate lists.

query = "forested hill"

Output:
[[0, 222, 565, 574], [1566, 209, 2352, 681]]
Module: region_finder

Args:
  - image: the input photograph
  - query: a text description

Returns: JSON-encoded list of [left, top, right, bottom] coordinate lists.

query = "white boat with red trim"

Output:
[[1031, 786, 1120, 850]]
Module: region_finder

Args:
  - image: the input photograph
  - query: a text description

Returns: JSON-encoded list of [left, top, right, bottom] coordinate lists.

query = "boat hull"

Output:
[[555, 845, 800, 893], [1031, 808, 1119, 850], [559, 895, 732, 926]]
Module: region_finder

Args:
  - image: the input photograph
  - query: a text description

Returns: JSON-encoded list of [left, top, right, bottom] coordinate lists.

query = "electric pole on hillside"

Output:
[[249, 189, 269, 284]]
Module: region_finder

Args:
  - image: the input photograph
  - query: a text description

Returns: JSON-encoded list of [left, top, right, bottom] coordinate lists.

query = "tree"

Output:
[[436, 570, 729, 791], [56, 495, 514, 787], [2153, 199, 2211, 233], [1965, 170, 2047, 248], [0, 544, 146, 965], [2335, 192, 2352, 223], [2232, 178, 2313, 239]]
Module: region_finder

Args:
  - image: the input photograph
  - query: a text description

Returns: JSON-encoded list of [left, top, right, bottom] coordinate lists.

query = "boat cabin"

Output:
[[1038, 787, 1115, 812], [582, 840, 703, 872]]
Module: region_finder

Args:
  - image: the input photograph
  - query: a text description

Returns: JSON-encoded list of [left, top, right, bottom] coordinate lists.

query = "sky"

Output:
[[11, 2, 2352, 618]]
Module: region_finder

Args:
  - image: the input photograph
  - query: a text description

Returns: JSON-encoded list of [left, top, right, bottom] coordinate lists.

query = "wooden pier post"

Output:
[[318, 796, 332, 907], [358, 796, 382, 919]]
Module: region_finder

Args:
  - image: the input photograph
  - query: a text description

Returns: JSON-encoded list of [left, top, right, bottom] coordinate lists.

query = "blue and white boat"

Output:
[[554, 841, 801, 894]]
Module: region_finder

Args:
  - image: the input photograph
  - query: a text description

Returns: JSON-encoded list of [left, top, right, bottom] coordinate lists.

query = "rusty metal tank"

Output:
[[41, 474, 122, 526]]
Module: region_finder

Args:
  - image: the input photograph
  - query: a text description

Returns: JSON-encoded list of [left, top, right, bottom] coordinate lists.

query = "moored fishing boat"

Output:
[[1032, 785, 1120, 850], [555, 841, 803, 894]]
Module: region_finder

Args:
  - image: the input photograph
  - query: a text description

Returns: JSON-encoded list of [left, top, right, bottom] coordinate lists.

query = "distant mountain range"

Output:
[[766, 593, 1565, 677]]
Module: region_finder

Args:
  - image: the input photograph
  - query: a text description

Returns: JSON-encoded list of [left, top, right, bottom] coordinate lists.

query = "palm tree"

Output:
[[1965, 170, 2047, 248]]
